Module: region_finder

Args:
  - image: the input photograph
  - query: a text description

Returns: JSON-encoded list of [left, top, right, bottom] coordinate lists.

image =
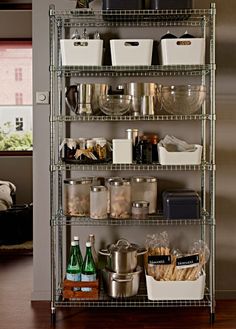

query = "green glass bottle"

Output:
[[66, 241, 82, 282], [73, 236, 83, 268], [81, 241, 97, 291]]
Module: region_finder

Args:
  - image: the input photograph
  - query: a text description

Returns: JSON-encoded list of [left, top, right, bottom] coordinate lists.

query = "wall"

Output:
[[32, 0, 236, 300], [0, 9, 32, 205]]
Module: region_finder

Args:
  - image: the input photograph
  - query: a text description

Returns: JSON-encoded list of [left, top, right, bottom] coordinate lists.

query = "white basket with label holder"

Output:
[[60, 39, 103, 66], [158, 144, 203, 165], [159, 38, 205, 65], [110, 39, 153, 66]]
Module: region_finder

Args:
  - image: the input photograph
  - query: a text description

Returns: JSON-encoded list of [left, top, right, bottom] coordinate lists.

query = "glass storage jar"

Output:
[[132, 200, 149, 220], [110, 179, 131, 219], [131, 176, 157, 214], [90, 185, 108, 219], [64, 178, 93, 217], [105, 177, 122, 214]]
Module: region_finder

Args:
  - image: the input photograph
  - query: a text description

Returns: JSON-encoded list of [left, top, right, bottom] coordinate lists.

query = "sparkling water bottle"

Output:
[[81, 241, 97, 291], [66, 241, 82, 282]]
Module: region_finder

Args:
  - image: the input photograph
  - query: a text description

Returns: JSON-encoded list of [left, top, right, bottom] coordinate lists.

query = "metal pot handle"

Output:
[[98, 249, 110, 256], [137, 249, 147, 256], [112, 276, 133, 283]]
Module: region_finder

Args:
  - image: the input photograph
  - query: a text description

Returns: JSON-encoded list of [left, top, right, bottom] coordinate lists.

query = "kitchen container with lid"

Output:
[[105, 177, 122, 214], [99, 238, 146, 273], [64, 178, 93, 216], [110, 180, 131, 219], [131, 177, 157, 214], [162, 190, 201, 219], [150, 0, 193, 9], [102, 0, 145, 10], [132, 201, 149, 220], [90, 185, 108, 219]]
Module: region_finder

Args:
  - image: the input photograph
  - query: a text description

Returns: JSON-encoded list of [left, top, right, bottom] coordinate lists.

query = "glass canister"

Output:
[[90, 185, 108, 219], [132, 200, 149, 220], [110, 179, 131, 219], [105, 177, 123, 214], [64, 178, 93, 217], [131, 177, 157, 214]]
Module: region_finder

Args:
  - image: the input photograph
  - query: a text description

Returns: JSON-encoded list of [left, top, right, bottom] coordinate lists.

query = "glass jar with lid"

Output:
[[132, 200, 149, 220], [90, 185, 108, 219], [64, 178, 93, 217], [105, 177, 123, 214], [131, 176, 157, 214], [110, 179, 131, 219]]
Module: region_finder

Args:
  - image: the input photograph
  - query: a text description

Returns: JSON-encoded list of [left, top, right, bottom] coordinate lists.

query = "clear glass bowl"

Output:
[[158, 85, 206, 115], [99, 95, 132, 116]]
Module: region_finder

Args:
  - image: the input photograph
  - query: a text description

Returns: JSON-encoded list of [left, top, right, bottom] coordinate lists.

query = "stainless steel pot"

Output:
[[102, 267, 142, 298], [99, 238, 146, 273]]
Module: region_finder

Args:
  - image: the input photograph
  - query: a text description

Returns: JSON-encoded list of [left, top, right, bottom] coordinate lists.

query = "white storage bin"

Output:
[[60, 39, 103, 66], [158, 144, 202, 165], [159, 38, 205, 65], [146, 271, 205, 300], [110, 39, 153, 66], [112, 139, 132, 164]]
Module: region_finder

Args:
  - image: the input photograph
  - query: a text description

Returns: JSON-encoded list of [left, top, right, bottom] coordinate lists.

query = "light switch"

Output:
[[36, 91, 50, 104]]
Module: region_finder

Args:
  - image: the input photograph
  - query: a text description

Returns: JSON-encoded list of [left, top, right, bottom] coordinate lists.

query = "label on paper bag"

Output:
[[148, 255, 171, 265], [176, 254, 199, 268]]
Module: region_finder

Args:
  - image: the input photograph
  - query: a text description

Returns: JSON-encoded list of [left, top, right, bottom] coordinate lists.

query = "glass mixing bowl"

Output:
[[99, 95, 132, 116], [158, 85, 206, 115]]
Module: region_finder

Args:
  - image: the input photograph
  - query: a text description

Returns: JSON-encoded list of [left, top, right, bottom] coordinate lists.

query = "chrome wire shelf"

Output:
[[53, 114, 212, 122], [51, 64, 214, 77], [55, 291, 211, 308], [51, 215, 212, 227], [52, 162, 214, 172], [50, 9, 214, 28]]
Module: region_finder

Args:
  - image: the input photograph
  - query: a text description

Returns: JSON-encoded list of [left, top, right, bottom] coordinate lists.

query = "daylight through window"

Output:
[[0, 41, 32, 151]]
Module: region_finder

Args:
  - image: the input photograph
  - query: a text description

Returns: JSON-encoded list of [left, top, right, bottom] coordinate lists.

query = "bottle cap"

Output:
[[86, 241, 91, 247], [71, 241, 77, 246], [74, 236, 79, 241]]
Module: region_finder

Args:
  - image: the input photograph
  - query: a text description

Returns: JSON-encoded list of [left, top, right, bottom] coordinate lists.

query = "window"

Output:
[[15, 68, 23, 81], [15, 92, 23, 105], [0, 41, 32, 152], [16, 117, 23, 131]]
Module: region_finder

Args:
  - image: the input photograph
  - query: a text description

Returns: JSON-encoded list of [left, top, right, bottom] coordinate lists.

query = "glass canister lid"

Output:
[[131, 176, 157, 183], [90, 185, 107, 192], [132, 200, 150, 208], [64, 177, 93, 185], [110, 178, 131, 186]]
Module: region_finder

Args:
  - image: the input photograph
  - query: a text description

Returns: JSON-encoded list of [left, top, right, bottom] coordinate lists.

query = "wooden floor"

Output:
[[0, 255, 236, 329]]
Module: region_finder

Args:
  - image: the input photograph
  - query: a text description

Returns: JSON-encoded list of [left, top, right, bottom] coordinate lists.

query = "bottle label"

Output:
[[81, 274, 96, 292], [66, 273, 81, 281]]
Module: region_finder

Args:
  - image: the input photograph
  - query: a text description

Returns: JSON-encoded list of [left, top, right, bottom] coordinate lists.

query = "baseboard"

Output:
[[216, 290, 236, 299], [31, 290, 50, 301]]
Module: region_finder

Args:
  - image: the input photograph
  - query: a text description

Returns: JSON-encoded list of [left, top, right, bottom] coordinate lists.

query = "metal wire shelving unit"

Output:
[[49, 3, 216, 324]]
